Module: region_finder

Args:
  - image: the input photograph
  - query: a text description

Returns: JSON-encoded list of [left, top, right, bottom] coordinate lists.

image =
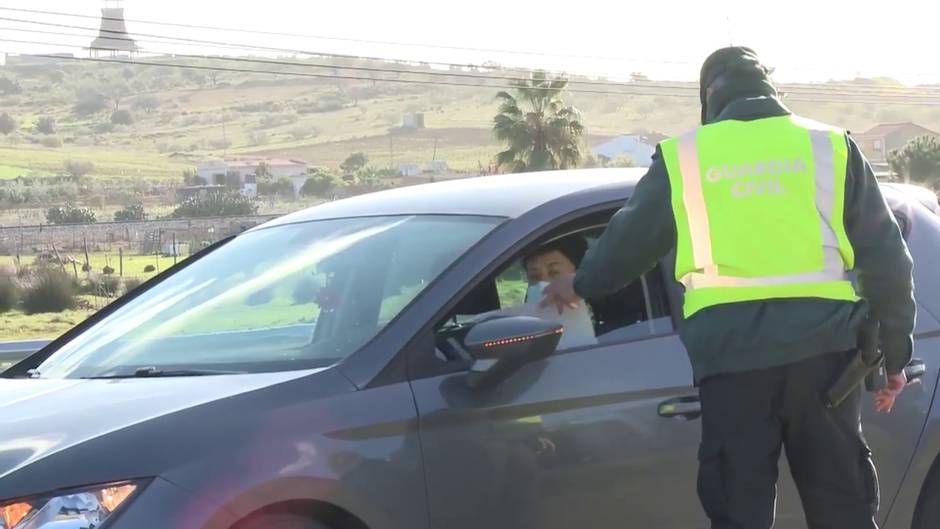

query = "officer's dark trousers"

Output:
[[697, 351, 880, 529]]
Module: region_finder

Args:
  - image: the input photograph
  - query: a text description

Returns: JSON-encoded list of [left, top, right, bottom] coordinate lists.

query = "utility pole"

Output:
[[222, 118, 228, 156]]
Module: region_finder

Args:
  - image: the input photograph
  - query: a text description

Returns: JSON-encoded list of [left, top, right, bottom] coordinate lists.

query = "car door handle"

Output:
[[905, 358, 926, 384], [658, 396, 702, 420]]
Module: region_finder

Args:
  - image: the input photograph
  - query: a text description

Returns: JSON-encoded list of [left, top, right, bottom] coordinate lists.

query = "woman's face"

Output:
[[525, 250, 576, 284]]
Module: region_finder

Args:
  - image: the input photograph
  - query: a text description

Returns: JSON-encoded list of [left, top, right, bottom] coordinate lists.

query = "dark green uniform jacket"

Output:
[[574, 96, 916, 382]]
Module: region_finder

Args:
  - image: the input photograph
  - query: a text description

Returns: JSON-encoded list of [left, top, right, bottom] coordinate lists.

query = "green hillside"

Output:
[[1, 56, 939, 181]]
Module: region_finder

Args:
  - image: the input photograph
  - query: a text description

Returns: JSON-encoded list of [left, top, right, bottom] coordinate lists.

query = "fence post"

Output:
[[173, 233, 177, 265], [83, 236, 90, 275], [119, 247, 124, 277], [51, 242, 66, 273]]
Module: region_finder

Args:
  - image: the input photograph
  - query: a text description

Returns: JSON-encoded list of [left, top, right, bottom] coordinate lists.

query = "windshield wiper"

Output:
[[83, 367, 246, 379]]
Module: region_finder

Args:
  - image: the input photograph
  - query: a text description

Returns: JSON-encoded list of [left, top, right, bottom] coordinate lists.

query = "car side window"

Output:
[[434, 218, 674, 363]]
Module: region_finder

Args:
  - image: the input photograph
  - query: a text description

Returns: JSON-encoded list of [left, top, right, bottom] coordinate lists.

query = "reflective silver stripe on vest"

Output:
[[677, 125, 848, 290], [681, 269, 849, 289], [677, 131, 718, 276], [808, 129, 847, 274]]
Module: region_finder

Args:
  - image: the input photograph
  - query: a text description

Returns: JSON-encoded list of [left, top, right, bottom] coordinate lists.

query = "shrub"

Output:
[[46, 204, 96, 225], [292, 276, 318, 305], [0, 112, 17, 135], [114, 203, 147, 221], [40, 136, 62, 148], [289, 126, 317, 141], [21, 267, 77, 314], [35, 116, 57, 135], [97, 274, 121, 296], [296, 93, 350, 114], [123, 277, 143, 293], [82, 263, 92, 272], [144, 264, 156, 273], [73, 89, 109, 117], [0, 77, 23, 96], [132, 95, 160, 113], [208, 138, 232, 150], [301, 171, 339, 197], [258, 176, 296, 197], [63, 160, 95, 179], [258, 112, 299, 129], [111, 109, 134, 125], [0, 277, 18, 313], [171, 192, 258, 218], [94, 122, 115, 134], [102, 265, 115, 275], [340, 153, 369, 174]]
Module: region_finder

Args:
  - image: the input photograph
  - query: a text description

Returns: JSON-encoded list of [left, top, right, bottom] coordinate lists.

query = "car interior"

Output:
[[434, 212, 674, 363]]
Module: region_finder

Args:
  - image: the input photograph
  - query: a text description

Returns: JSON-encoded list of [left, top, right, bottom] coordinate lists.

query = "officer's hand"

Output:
[[540, 274, 581, 314], [874, 372, 907, 413]]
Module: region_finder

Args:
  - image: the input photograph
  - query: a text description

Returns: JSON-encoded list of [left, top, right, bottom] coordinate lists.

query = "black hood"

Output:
[[699, 46, 777, 124]]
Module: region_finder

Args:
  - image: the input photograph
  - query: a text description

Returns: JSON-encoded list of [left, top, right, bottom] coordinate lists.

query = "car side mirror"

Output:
[[463, 316, 562, 390]]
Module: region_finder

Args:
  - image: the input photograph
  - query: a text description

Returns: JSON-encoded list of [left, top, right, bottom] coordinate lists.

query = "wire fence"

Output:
[[0, 214, 278, 277]]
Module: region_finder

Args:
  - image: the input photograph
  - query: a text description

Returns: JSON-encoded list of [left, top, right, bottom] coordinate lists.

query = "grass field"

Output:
[[1, 252, 186, 278], [1, 252, 188, 340], [0, 144, 192, 180], [1, 305, 95, 341]]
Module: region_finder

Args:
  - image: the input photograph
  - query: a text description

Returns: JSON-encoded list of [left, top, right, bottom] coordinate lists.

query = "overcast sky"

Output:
[[1, 0, 937, 84]]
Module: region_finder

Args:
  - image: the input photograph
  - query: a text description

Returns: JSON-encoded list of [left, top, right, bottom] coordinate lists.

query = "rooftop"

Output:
[[855, 122, 939, 138]]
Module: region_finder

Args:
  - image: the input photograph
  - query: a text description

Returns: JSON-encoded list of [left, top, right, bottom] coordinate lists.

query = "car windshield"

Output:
[[34, 215, 500, 379]]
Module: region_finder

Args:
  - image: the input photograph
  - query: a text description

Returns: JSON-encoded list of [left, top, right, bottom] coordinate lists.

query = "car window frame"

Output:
[[406, 204, 679, 382], [11, 215, 507, 380]]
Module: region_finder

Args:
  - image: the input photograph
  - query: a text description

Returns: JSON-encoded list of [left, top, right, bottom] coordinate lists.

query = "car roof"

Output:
[[261, 168, 647, 228], [258, 168, 935, 230], [880, 182, 939, 214]]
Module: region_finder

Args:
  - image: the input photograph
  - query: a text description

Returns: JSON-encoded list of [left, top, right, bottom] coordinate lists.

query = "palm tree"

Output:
[[493, 71, 585, 173]]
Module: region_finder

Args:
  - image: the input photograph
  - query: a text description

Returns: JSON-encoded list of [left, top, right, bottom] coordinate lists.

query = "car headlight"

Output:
[[0, 481, 138, 529]]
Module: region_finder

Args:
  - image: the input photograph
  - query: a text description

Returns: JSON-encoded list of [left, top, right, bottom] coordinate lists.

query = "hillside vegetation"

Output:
[[2, 56, 938, 183]]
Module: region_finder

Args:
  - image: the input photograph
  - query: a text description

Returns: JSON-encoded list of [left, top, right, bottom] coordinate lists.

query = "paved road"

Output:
[[0, 340, 48, 370]]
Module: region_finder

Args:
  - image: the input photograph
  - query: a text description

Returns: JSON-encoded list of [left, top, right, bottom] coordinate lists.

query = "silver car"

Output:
[[1, 169, 938, 529]]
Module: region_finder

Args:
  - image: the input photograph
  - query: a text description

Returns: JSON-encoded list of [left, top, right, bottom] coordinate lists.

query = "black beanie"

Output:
[[699, 46, 777, 124]]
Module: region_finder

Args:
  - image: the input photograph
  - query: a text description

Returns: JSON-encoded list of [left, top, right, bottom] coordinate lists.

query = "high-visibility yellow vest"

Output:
[[659, 115, 859, 318]]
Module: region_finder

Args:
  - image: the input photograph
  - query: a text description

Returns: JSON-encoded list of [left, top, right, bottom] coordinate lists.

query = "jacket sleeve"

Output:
[[843, 135, 916, 375], [573, 151, 676, 300]]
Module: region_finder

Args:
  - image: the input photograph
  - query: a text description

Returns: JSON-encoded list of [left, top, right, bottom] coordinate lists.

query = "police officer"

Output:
[[542, 46, 915, 529]]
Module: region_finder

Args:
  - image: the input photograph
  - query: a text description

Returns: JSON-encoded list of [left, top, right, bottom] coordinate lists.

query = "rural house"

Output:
[[592, 130, 668, 167], [196, 158, 309, 198], [853, 122, 939, 163]]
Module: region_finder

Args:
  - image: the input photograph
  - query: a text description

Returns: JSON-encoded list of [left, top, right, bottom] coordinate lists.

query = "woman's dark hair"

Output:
[[522, 234, 588, 269]]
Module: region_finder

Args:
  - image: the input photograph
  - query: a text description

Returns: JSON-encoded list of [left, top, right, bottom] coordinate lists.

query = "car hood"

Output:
[[0, 369, 326, 480]]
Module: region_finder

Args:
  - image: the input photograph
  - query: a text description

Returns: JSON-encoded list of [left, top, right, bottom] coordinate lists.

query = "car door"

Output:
[[409, 218, 710, 529]]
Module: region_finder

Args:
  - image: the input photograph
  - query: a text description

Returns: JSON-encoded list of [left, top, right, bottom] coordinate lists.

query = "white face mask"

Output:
[[524, 281, 550, 304]]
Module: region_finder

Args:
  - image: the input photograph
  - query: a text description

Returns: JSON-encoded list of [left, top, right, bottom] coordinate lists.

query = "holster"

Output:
[[826, 318, 886, 408]]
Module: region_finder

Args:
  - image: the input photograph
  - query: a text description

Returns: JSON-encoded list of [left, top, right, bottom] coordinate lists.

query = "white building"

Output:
[[196, 157, 309, 198], [591, 131, 667, 167], [399, 163, 422, 177]]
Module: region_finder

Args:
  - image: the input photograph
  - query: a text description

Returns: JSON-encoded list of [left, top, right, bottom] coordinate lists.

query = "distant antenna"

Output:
[[89, 0, 139, 58]]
